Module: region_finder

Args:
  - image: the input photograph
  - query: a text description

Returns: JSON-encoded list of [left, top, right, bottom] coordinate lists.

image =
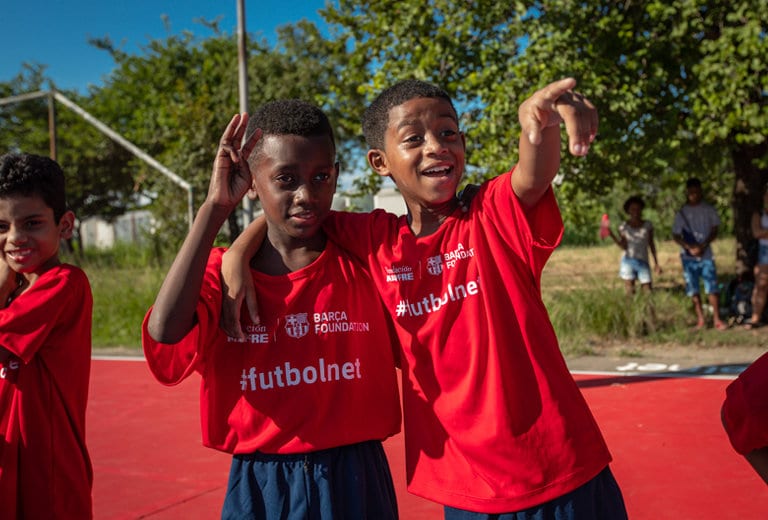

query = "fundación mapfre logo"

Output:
[[284, 313, 310, 339], [426, 255, 443, 276]]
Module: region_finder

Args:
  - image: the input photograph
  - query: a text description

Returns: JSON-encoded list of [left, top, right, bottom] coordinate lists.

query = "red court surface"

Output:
[[89, 358, 766, 519]]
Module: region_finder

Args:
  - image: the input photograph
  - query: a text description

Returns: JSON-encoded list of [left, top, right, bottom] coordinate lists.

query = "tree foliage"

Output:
[[0, 64, 138, 252], [321, 0, 768, 271], [1, 20, 348, 254]]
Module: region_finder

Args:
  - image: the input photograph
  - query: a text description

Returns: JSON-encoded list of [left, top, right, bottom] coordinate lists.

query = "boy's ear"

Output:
[[246, 179, 259, 201], [367, 149, 391, 178], [59, 211, 75, 240]]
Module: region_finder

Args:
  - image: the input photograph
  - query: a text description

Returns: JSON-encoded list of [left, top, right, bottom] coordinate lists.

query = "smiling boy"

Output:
[[0, 153, 93, 519]]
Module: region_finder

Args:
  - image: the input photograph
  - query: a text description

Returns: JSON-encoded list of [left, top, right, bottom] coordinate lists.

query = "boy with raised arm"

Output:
[[0, 153, 93, 519], [223, 80, 627, 518], [143, 101, 401, 519]]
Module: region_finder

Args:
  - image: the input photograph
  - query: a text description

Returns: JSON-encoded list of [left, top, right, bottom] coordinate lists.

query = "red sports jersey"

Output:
[[324, 169, 612, 513], [0, 264, 93, 519], [143, 244, 401, 455], [722, 351, 768, 455]]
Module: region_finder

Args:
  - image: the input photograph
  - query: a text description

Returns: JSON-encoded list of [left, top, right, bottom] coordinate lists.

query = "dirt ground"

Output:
[[565, 338, 767, 374]]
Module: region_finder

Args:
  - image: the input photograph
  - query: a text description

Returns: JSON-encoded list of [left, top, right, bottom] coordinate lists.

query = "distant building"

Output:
[[80, 210, 153, 249]]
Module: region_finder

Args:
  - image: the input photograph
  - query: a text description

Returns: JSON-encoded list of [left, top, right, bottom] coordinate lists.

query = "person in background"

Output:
[[607, 195, 662, 295], [744, 186, 768, 329], [672, 177, 726, 330]]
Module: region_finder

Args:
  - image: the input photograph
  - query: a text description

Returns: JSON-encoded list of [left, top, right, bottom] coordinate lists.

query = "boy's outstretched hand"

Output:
[[519, 77, 597, 157], [206, 113, 262, 209]]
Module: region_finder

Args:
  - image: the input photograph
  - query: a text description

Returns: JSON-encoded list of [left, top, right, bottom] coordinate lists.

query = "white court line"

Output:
[[570, 369, 739, 380]]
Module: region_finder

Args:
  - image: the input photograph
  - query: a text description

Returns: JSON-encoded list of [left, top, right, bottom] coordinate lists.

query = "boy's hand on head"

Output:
[[207, 113, 262, 209], [519, 78, 598, 156]]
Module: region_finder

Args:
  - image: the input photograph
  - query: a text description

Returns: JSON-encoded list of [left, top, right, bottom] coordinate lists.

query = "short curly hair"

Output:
[[0, 153, 68, 221], [623, 195, 645, 214], [245, 99, 335, 162], [362, 79, 457, 150]]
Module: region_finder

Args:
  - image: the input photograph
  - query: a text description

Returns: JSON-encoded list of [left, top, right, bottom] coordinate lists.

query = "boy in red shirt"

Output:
[[223, 79, 627, 518], [142, 100, 401, 518], [0, 153, 93, 519]]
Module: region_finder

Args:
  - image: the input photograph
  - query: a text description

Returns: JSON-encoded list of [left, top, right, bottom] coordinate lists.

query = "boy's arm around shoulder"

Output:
[[512, 78, 597, 209], [220, 215, 267, 337], [220, 209, 386, 338], [148, 114, 257, 344]]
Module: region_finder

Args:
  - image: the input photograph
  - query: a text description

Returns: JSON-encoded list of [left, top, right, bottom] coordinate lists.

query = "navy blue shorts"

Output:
[[221, 440, 398, 519], [444, 466, 627, 520]]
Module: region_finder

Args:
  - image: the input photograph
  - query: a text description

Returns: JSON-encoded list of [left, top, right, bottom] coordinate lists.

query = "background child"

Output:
[[0, 153, 93, 519], [745, 186, 768, 329], [672, 177, 726, 330], [607, 195, 662, 295], [223, 79, 627, 518], [142, 101, 401, 519]]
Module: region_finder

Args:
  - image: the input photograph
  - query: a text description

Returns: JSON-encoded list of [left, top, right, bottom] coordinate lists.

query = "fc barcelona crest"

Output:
[[426, 255, 443, 276], [284, 313, 309, 338]]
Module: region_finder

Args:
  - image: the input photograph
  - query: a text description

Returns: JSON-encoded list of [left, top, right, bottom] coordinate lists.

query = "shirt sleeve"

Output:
[[672, 212, 683, 235], [619, 222, 628, 238], [0, 267, 86, 364], [141, 249, 224, 385], [323, 210, 399, 264], [477, 167, 563, 282], [722, 352, 768, 455]]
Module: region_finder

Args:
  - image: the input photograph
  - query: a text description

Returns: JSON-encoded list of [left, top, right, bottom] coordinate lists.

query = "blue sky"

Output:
[[0, 0, 329, 93]]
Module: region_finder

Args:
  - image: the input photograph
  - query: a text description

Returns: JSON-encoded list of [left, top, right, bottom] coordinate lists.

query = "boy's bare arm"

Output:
[[220, 216, 267, 337], [649, 228, 662, 273], [148, 114, 258, 344], [514, 78, 598, 208], [608, 228, 627, 250]]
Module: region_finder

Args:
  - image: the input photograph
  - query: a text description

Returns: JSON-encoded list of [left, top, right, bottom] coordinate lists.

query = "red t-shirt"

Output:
[[722, 351, 768, 455], [142, 244, 401, 455], [324, 169, 612, 513], [0, 264, 93, 519]]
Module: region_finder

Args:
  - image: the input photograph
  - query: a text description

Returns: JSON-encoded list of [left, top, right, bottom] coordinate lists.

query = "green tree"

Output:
[[86, 19, 346, 252], [0, 65, 138, 252], [321, 0, 768, 267]]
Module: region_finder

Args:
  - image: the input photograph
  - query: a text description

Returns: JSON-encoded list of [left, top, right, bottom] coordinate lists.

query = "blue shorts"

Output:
[[619, 256, 652, 284], [758, 243, 768, 265], [681, 257, 719, 296], [444, 466, 627, 520], [221, 440, 398, 519]]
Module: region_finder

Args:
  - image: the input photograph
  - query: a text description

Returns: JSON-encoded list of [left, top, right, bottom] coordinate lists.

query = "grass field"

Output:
[[84, 238, 768, 355]]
